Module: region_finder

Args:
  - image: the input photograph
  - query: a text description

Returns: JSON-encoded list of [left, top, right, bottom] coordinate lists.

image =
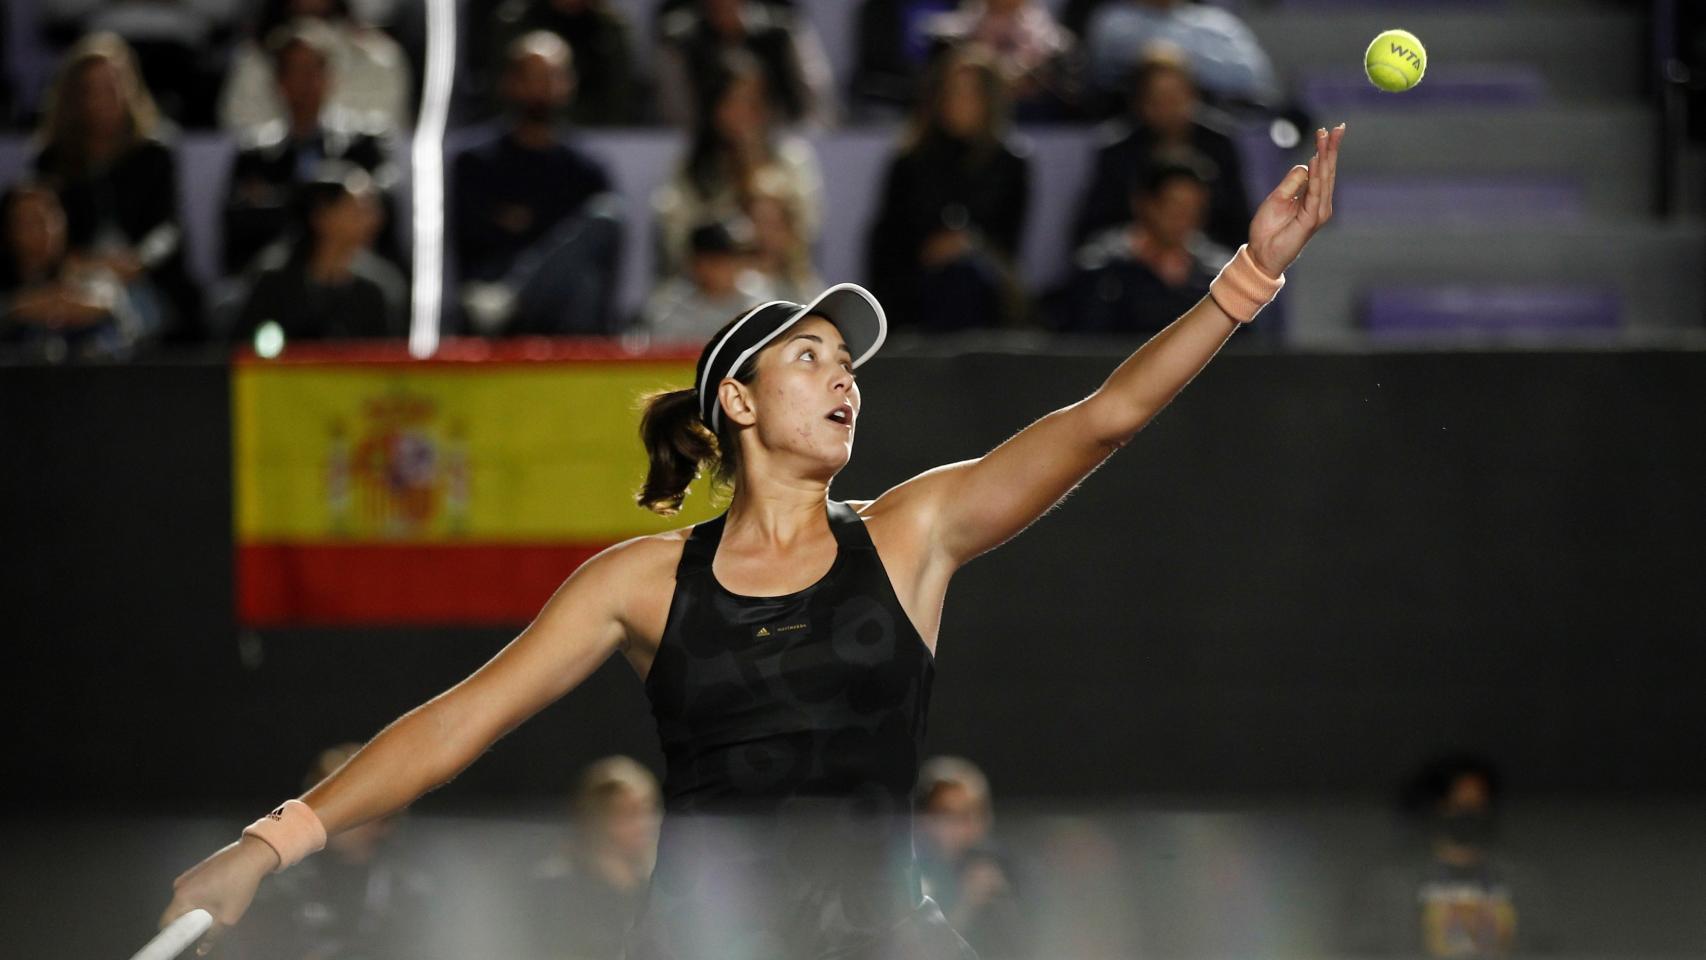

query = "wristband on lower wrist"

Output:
[[1209, 245, 1285, 323], [241, 798, 327, 873]]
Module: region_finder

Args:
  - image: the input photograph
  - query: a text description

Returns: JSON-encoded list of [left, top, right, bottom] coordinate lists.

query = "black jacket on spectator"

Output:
[[1072, 116, 1250, 252], [484, 0, 637, 126], [660, 4, 813, 124], [33, 136, 201, 337], [867, 131, 1029, 326], [852, 0, 956, 111], [223, 123, 394, 275], [1060, 228, 1228, 335], [450, 126, 613, 283], [235, 245, 405, 341]]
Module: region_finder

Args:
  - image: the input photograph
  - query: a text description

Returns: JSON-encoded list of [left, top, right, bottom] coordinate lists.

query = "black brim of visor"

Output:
[[697, 283, 888, 430]]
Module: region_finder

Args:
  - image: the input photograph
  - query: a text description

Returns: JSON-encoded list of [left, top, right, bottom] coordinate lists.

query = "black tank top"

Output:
[[625, 501, 974, 960]]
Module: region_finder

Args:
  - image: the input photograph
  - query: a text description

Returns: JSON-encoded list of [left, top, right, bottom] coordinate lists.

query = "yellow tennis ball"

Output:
[[1365, 29, 1427, 93]]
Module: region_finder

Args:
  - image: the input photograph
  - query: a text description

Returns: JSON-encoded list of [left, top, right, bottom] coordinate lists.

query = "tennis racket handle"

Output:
[[130, 908, 213, 960]]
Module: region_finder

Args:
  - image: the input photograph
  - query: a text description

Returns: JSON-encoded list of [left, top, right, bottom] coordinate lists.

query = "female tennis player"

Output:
[[162, 125, 1344, 959]]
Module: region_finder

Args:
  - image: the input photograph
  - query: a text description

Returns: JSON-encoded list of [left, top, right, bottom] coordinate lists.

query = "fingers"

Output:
[[1303, 124, 1346, 226], [193, 923, 227, 957], [1265, 164, 1310, 206]]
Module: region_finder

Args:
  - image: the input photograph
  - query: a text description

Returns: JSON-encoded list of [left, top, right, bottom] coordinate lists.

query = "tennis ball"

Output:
[[1365, 29, 1427, 93]]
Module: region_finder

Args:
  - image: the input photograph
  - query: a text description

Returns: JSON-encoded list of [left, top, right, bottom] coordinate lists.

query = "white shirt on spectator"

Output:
[[219, 21, 411, 136]]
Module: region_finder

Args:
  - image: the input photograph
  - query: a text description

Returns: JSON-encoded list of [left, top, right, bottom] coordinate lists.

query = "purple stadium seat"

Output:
[[1363, 285, 1621, 339], [1336, 176, 1584, 226], [1300, 64, 1548, 111]]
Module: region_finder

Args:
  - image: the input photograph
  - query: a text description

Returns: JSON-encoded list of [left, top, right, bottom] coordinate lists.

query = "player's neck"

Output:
[[724, 478, 831, 548]]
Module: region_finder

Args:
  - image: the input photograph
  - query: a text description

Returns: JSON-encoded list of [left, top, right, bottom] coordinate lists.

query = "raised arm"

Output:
[[159, 536, 655, 938], [890, 125, 1345, 568]]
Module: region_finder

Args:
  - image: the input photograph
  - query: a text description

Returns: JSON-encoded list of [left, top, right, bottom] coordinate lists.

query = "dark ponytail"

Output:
[[636, 311, 764, 515], [636, 388, 718, 515]]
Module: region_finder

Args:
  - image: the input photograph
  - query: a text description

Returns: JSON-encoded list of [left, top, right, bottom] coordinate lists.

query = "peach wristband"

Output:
[[242, 799, 327, 872], [1209, 245, 1285, 323]]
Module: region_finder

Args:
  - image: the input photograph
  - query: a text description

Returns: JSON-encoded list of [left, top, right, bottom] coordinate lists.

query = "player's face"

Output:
[[742, 315, 861, 476]]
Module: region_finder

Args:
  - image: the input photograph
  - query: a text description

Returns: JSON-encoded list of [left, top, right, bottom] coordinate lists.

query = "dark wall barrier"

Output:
[[6, 349, 1705, 809]]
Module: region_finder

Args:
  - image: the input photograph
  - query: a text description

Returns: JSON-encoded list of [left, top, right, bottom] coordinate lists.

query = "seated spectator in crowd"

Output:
[[222, 20, 398, 275], [652, 49, 822, 279], [1072, 48, 1249, 251], [220, 0, 411, 134], [232, 743, 435, 958], [452, 31, 623, 335], [641, 218, 776, 341], [866, 43, 1029, 331], [479, 0, 638, 126], [520, 756, 661, 960], [32, 34, 200, 339], [234, 164, 405, 342], [1348, 755, 1557, 958], [1085, 0, 1278, 110], [38, 0, 237, 126], [853, 0, 959, 116], [916, 756, 1032, 959], [655, 0, 836, 128], [0, 183, 145, 361], [924, 0, 1082, 121], [742, 167, 821, 302], [1060, 152, 1228, 334]]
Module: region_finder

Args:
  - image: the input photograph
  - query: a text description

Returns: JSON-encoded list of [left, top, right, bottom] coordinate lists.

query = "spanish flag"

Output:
[[233, 340, 720, 626]]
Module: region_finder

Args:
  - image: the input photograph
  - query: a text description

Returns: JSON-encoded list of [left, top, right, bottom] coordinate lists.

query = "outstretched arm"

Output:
[[159, 537, 650, 936], [888, 125, 1345, 568]]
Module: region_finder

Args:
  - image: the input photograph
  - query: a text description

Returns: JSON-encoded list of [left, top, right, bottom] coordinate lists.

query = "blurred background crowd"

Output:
[[1, 0, 1702, 360], [209, 748, 1564, 960]]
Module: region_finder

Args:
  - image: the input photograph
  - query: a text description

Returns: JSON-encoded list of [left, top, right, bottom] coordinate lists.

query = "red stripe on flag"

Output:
[[237, 542, 613, 627]]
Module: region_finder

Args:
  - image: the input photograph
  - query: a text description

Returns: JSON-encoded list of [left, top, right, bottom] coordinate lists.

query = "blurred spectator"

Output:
[[32, 33, 200, 339], [742, 167, 821, 301], [924, 0, 1082, 121], [1060, 152, 1228, 334], [640, 217, 776, 341], [1072, 49, 1249, 251], [1349, 755, 1558, 958], [451, 30, 623, 335], [865, 43, 1029, 331], [651, 49, 822, 280], [916, 756, 1031, 959], [233, 164, 404, 342], [654, 0, 836, 128], [520, 756, 661, 960], [1084, 0, 1278, 110], [222, 20, 398, 275], [0, 182, 144, 361], [480, 0, 638, 127], [38, 0, 237, 126], [234, 743, 434, 959], [219, 0, 411, 134], [852, 0, 958, 115], [0, 9, 12, 125]]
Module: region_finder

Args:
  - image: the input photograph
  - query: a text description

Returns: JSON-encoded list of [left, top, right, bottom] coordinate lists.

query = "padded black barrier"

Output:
[[4, 349, 1704, 809]]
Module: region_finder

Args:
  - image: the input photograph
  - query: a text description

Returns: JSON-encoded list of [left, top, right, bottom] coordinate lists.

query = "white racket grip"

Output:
[[129, 908, 213, 960]]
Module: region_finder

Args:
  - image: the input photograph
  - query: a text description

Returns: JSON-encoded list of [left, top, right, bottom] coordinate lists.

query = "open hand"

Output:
[[1248, 124, 1345, 277]]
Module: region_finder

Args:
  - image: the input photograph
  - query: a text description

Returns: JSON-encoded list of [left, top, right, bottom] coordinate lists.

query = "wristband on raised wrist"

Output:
[[1209, 245, 1285, 323], [241, 798, 327, 873]]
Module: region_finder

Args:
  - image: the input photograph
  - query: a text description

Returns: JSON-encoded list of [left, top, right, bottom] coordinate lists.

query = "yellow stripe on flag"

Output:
[[234, 360, 722, 542]]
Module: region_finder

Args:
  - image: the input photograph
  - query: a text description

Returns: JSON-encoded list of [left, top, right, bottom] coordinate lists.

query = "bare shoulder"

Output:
[[581, 526, 693, 589]]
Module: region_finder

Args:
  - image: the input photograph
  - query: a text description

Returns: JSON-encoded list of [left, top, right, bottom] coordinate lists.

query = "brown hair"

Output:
[[37, 33, 160, 177], [635, 311, 764, 515], [903, 42, 1011, 157]]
